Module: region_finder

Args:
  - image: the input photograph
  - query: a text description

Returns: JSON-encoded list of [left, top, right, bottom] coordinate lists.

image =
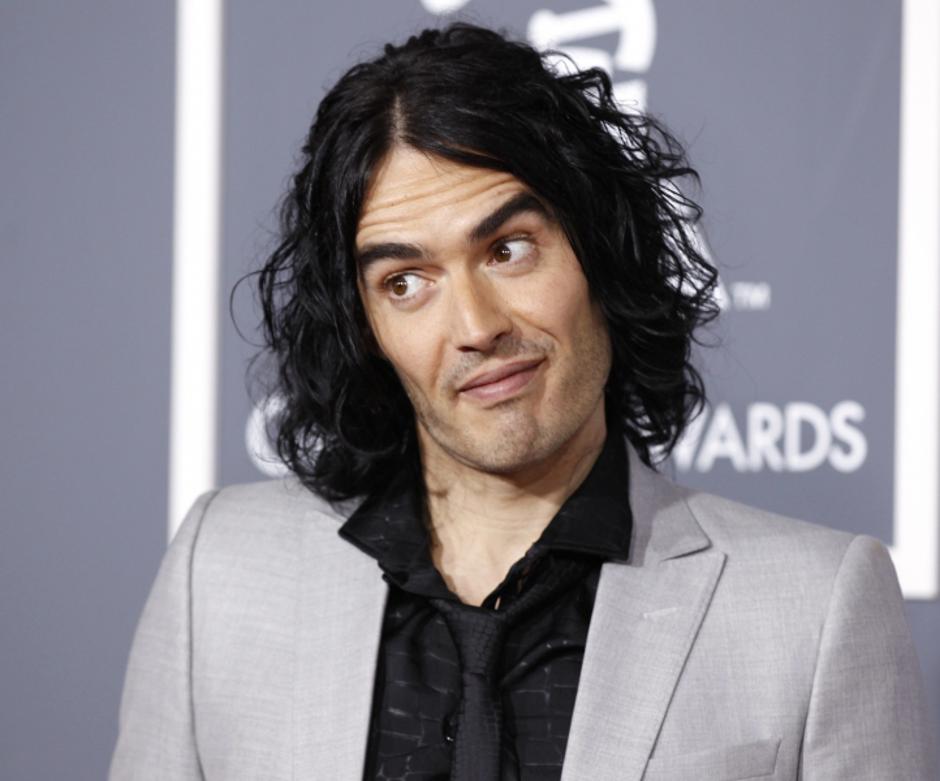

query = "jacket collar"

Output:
[[625, 445, 712, 564], [560, 446, 724, 781]]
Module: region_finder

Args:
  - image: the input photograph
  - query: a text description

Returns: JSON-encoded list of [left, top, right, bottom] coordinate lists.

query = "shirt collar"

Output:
[[533, 428, 632, 560], [338, 425, 633, 585]]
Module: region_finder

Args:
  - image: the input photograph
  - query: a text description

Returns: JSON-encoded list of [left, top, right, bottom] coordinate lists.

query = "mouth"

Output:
[[457, 358, 545, 403]]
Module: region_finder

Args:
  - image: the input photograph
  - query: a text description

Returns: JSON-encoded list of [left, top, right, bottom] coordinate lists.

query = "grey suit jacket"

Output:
[[110, 448, 937, 780]]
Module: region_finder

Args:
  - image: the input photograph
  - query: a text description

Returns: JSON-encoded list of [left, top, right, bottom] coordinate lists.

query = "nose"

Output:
[[447, 272, 512, 353]]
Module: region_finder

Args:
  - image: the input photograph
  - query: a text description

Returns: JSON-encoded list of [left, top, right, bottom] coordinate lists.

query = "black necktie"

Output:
[[431, 556, 593, 781]]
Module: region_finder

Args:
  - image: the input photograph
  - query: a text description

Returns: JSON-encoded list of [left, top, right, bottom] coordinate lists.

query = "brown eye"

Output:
[[493, 245, 513, 263], [390, 277, 409, 296], [491, 238, 532, 266]]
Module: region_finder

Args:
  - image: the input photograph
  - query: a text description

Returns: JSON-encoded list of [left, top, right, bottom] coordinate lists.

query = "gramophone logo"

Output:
[[527, 0, 655, 112]]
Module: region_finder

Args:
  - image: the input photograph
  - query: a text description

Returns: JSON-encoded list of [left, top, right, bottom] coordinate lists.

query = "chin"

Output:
[[442, 414, 576, 474]]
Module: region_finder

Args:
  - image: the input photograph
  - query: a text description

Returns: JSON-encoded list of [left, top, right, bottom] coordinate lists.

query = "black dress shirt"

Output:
[[338, 431, 632, 781]]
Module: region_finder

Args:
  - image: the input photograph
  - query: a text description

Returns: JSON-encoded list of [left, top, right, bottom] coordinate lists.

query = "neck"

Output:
[[419, 405, 607, 605]]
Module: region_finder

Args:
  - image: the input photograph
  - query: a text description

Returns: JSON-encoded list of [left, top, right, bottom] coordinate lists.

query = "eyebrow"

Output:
[[467, 191, 550, 243], [355, 190, 551, 271]]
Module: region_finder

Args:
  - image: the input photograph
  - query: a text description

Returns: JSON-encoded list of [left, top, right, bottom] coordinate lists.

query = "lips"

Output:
[[457, 358, 544, 401]]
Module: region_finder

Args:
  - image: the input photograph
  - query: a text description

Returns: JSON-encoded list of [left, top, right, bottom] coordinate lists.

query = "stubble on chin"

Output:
[[401, 334, 552, 474], [406, 329, 611, 477], [421, 401, 544, 475]]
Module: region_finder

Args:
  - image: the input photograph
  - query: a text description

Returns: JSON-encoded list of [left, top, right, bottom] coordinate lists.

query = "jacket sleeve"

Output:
[[109, 490, 219, 781], [800, 534, 937, 779]]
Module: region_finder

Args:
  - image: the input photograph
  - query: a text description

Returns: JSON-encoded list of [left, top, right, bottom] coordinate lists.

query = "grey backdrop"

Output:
[[2, 1, 937, 779]]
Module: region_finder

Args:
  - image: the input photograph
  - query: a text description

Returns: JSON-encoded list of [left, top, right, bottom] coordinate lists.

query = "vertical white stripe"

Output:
[[890, 0, 939, 598], [168, 0, 223, 540]]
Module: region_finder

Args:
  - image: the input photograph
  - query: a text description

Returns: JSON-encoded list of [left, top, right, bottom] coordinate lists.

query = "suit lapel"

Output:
[[562, 450, 726, 781], [292, 506, 388, 781]]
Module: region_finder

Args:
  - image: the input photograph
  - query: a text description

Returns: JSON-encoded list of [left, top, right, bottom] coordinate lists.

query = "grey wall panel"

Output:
[[652, 1, 901, 542], [0, 2, 175, 779]]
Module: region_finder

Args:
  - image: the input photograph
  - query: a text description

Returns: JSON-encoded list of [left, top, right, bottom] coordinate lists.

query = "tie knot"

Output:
[[432, 601, 508, 677]]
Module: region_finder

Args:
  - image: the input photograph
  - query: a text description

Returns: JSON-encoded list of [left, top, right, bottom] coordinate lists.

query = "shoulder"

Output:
[[201, 475, 354, 528], [684, 487, 857, 566], [628, 447, 866, 581], [674, 481, 897, 610], [174, 477, 365, 572]]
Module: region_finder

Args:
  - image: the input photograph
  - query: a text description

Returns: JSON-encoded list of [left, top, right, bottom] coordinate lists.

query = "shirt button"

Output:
[[443, 713, 457, 744]]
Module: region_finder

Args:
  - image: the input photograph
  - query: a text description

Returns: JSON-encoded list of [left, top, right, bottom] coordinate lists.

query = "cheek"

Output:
[[512, 261, 596, 340], [369, 310, 441, 396]]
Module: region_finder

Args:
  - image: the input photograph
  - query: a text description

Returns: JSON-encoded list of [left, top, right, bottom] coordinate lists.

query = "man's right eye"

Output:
[[383, 272, 424, 300]]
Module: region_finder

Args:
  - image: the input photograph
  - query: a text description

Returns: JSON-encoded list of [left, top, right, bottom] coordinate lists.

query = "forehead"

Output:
[[356, 146, 528, 247]]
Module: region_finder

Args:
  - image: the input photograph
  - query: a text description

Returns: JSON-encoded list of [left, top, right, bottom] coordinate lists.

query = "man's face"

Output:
[[355, 145, 612, 476]]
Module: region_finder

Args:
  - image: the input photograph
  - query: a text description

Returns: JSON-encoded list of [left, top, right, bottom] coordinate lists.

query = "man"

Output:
[[111, 23, 935, 781]]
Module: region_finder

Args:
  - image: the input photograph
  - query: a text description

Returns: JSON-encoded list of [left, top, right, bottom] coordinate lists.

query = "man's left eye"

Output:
[[492, 238, 532, 264]]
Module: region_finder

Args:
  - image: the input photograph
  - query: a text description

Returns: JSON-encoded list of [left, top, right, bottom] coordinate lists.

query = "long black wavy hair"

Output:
[[253, 22, 719, 501]]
